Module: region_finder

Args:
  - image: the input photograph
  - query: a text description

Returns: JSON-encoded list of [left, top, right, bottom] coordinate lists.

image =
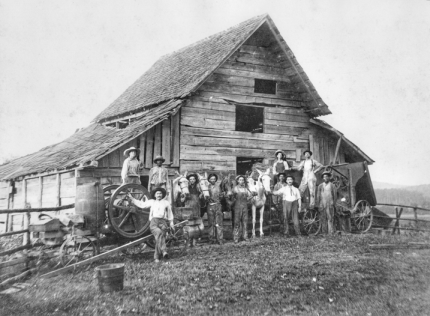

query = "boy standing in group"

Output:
[[148, 156, 169, 192]]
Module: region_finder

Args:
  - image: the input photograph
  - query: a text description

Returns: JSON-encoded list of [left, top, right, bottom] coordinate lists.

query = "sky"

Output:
[[0, 0, 429, 186]]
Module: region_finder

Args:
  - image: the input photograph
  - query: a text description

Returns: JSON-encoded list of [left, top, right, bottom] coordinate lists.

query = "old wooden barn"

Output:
[[0, 14, 374, 231]]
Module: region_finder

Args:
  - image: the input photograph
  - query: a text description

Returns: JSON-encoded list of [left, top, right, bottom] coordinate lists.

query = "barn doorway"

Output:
[[236, 157, 264, 176]]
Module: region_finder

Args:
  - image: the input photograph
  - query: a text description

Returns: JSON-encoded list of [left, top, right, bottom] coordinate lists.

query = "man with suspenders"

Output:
[[295, 150, 323, 210]]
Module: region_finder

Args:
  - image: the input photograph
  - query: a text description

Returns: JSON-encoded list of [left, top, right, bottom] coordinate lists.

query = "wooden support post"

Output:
[[154, 123, 162, 157], [56, 173, 61, 207], [145, 128, 155, 169], [348, 168, 356, 208], [38, 177, 43, 208], [171, 110, 180, 167], [333, 136, 342, 164], [414, 207, 418, 229], [392, 207, 398, 235], [162, 118, 171, 165], [139, 133, 146, 166], [295, 149, 302, 162], [22, 180, 29, 247], [392, 207, 404, 235], [308, 134, 314, 155]]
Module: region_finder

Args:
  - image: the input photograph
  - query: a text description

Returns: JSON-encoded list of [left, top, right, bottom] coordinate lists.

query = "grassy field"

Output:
[[1, 233, 430, 316]]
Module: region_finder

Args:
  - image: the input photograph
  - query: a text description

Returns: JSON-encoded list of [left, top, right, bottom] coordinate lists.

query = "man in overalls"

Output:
[[128, 187, 174, 263], [232, 175, 254, 243], [296, 150, 323, 209], [273, 150, 290, 184], [177, 173, 204, 247], [121, 147, 143, 184], [207, 173, 224, 245], [148, 156, 168, 192], [316, 171, 337, 234], [273, 172, 287, 231]]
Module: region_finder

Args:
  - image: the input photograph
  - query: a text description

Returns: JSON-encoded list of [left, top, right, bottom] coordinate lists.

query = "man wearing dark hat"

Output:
[[177, 173, 204, 247], [295, 150, 323, 209], [272, 175, 302, 236], [206, 173, 224, 245], [128, 187, 174, 263], [273, 150, 290, 183], [121, 147, 143, 184], [148, 156, 168, 192], [316, 171, 337, 234]]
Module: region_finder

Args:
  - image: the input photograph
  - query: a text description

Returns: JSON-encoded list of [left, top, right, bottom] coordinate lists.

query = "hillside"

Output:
[[374, 183, 430, 210]]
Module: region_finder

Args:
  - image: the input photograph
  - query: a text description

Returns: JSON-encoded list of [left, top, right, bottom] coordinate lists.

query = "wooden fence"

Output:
[[374, 203, 430, 234]]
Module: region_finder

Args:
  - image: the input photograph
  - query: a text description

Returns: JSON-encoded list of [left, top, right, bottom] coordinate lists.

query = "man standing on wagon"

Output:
[[295, 150, 323, 210], [316, 171, 337, 234], [148, 155, 169, 192], [121, 147, 144, 184], [207, 173, 224, 245], [128, 187, 174, 263]]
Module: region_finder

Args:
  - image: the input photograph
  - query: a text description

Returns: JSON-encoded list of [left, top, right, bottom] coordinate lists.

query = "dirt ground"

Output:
[[1, 233, 430, 316]]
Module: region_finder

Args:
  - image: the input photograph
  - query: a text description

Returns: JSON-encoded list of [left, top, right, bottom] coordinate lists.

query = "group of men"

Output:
[[123, 146, 339, 263]]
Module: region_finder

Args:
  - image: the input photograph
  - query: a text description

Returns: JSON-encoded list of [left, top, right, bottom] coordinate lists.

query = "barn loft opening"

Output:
[[235, 105, 264, 133], [236, 157, 264, 176], [254, 79, 277, 94]]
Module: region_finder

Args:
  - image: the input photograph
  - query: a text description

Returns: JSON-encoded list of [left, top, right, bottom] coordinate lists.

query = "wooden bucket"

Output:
[[95, 263, 125, 292]]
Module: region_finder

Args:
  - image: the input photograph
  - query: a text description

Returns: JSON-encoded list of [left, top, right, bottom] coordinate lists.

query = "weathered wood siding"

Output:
[[180, 43, 316, 173], [97, 112, 180, 186]]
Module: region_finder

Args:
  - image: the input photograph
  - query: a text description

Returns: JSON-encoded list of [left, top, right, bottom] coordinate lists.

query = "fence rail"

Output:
[[374, 203, 430, 235]]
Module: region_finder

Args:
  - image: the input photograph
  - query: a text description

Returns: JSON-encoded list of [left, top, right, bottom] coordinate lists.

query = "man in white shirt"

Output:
[[295, 150, 323, 210], [121, 147, 143, 184], [128, 187, 174, 263], [272, 175, 302, 236]]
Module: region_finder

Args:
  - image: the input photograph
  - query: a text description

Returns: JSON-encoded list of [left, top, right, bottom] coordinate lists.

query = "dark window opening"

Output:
[[236, 157, 264, 176], [235, 105, 264, 133], [254, 79, 277, 94]]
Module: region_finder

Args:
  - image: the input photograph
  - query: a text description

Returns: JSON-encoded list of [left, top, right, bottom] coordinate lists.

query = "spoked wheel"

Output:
[[166, 225, 188, 257], [104, 185, 120, 213], [351, 200, 373, 233], [108, 184, 151, 239], [59, 236, 96, 267], [301, 208, 321, 236]]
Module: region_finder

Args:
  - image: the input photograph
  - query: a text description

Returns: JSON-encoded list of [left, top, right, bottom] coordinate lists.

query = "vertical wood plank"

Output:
[[22, 180, 29, 246], [313, 137, 320, 162], [295, 149, 302, 162], [5, 181, 12, 232], [145, 128, 155, 169], [162, 118, 171, 165], [319, 139, 325, 165], [109, 149, 120, 167], [171, 111, 180, 167], [333, 137, 342, 164], [154, 123, 162, 158], [56, 173, 61, 207], [38, 177, 43, 208], [308, 134, 314, 156], [139, 133, 146, 165]]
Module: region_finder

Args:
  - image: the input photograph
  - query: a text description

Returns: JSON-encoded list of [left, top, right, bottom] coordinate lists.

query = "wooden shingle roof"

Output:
[[0, 100, 183, 180]]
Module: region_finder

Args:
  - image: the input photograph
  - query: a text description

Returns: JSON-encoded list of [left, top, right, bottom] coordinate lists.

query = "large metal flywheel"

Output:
[[108, 184, 151, 239]]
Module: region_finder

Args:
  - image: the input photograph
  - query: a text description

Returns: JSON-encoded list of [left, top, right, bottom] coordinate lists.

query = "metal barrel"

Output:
[[95, 263, 125, 292], [75, 182, 104, 233]]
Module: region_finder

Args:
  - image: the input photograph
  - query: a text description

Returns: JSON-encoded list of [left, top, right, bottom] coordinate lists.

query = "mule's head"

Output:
[[173, 172, 190, 197], [198, 172, 210, 199], [257, 168, 272, 193]]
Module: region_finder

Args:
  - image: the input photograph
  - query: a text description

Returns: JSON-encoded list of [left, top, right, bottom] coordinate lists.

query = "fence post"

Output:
[[414, 207, 418, 229], [392, 207, 398, 235]]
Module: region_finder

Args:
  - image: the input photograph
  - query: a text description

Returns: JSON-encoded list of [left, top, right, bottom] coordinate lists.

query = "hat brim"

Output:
[[321, 172, 332, 178], [303, 150, 313, 156], [186, 173, 199, 181], [208, 174, 218, 182], [153, 157, 165, 163], [277, 172, 287, 179], [286, 175, 295, 181], [151, 187, 167, 199], [124, 148, 141, 157]]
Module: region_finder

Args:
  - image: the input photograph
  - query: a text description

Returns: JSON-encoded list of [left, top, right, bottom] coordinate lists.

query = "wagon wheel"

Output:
[[59, 236, 96, 267], [108, 184, 151, 239], [301, 208, 321, 236], [166, 225, 188, 257], [332, 175, 342, 190], [351, 200, 373, 233]]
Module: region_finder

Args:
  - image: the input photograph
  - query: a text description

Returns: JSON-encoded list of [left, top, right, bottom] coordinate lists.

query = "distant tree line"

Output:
[[375, 188, 430, 209]]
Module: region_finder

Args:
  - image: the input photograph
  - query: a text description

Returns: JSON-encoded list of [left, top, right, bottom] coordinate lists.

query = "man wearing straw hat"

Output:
[[316, 171, 337, 234], [148, 156, 169, 192], [128, 187, 174, 263], [207, 173, 224, 245], [121, 147, 143, 184]]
